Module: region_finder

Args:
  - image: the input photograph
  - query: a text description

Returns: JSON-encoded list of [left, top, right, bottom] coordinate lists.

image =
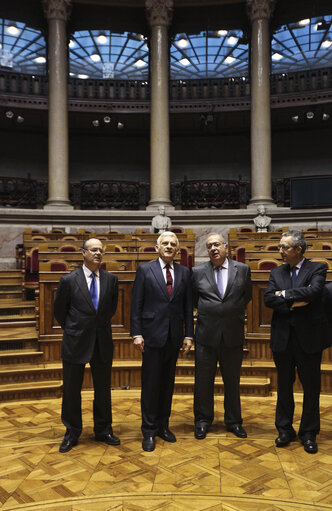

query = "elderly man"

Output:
[[192, 233, 252, 440], [131, 231, 194, 451], [264, 230, 331, 454], [54, 238, 119, 453]]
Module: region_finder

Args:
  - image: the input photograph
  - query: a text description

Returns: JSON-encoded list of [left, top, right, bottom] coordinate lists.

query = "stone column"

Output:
[[247, 0, 275, 205], [43, 0, 72, 209], [146, 0, 173, 209]]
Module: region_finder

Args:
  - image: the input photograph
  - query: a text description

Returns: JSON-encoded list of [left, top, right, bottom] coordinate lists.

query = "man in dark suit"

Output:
[[130, 231, 194, 452], [192, 233, 252, 440], [264, 230, 331, 454], [54, 238, 119, 453]]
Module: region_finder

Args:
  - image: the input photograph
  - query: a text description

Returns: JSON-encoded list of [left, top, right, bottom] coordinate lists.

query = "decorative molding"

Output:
[[146, 0, 173, 27], [247, 0, 276, 22], [43, 0, 72, 22]]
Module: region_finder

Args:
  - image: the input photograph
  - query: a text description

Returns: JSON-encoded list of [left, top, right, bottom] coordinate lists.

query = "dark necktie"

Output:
[[165, 264, 173, 298], [90, 272, 98, 310], [290, 266, 298, 288], [216, 266, 224, 298]]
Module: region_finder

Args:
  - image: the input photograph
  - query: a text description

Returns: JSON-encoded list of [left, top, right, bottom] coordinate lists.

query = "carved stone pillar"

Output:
[[247, 0, 275, 205], [43, 0, 72, 209], [146, 0, 173, 209]]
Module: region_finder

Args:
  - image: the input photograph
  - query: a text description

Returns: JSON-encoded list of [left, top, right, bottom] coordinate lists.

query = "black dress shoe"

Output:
[[275, 431, 297, 447], [59, 437, 78, 453], [95, 432, 120, 446], [157, 427, 176, 442], [194, 425, 208, 440], [226, 424, 247, 438], [302, 438, 318, 454], [142, 435, 155, 452]]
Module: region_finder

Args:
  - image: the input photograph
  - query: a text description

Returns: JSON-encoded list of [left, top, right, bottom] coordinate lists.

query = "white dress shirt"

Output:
[[159, 257, 175, 285], [83, 264, 100, 300]]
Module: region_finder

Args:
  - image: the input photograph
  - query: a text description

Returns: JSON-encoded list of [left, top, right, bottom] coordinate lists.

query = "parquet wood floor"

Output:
[[0, 390, 332, 511]]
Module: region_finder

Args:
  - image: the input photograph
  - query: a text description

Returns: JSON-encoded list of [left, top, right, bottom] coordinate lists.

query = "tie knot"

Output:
[[91, 272, 96, 278], [166, 264, 171, 269]]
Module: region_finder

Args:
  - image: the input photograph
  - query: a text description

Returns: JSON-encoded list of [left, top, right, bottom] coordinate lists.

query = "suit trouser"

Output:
[[141, 336, 179, 436], [273, 328, 322, 439], [194, 341, 243, 426], [62, 343, 113, 440]]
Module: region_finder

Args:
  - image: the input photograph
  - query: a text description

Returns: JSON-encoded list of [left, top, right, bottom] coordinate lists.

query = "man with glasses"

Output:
[[54, 238, 119, 452], [192, 233, 252, 440], [264, 230, 331, 454]]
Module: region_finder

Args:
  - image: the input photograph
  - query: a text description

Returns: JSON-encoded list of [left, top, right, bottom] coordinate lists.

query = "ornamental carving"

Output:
[[146, 0, 173, 27], [43, 0, 72, 21], [247, 0, 275, 21]]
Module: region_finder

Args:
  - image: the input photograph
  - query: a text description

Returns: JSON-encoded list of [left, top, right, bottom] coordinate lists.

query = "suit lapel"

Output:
[[98, 269, 107, 309], [223, 258, 237, 299], [171, 262, 181, 300], [150, 259, 169, 299], [206, 262, 221, 298], [76, 267, 96, 312], [281, 263, 292, 289], [295, 258, 309, 287]]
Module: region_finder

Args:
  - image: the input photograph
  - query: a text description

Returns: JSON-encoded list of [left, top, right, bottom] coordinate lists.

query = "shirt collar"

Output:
[[83, 264, 99, 278], [159, 257, 174, 270], [213, 258, 229, 270]]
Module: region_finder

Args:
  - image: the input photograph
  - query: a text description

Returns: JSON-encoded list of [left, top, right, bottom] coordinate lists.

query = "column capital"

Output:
[[247, 0, 275, 22], [146, 0, 173, 27], [43, 0, 72, 22]]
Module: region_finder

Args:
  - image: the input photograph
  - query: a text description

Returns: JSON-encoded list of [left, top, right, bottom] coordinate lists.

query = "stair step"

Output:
[[0, 320, 36, 328], [0, 351, 44, 364], [174, 375, 271, 396], [0, 326, 38, 341], [0, 380, 63, 402], [0, 313, 36, 321]]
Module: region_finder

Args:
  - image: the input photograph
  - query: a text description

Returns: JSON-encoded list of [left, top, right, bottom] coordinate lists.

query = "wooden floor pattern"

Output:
[[1, 391, 332, 510]]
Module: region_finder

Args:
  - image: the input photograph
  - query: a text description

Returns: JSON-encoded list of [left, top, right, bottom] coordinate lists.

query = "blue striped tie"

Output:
[[90, 272, 98, 310]]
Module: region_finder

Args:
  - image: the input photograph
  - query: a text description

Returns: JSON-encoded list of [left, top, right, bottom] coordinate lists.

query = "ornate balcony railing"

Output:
[[0, 67, 331, 103], [0, 176, 292, 210]]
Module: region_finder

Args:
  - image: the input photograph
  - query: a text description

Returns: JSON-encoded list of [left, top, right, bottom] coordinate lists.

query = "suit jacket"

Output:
[[54, 267, 118, 364], [192, 259, 252, 347], [130, 259, 194, 349], [264, 259, 331, 354], [323, 282, 332, 337]]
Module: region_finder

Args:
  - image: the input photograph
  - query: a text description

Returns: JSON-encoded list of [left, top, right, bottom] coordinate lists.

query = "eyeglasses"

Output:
[[278, 244, 293, 251], [85, 248, 104, 254], [207, 242, 227, 250]]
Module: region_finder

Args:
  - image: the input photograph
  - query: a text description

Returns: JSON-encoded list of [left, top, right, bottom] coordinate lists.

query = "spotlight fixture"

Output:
[[117, 122, 124, 129], [16, 115, 24, 123], [272, 53, 283, 61], [227, 35, 238, 45], [321, 40, 332, 49], [316, 20, 331, 31], [90, 54, 101, 62], [34, 56, 46, 64], [5, 111, 14, 119], [77, 74, 89, 79], [92, 119, 100, 127], [177, 37, 189, 48], [103, 116, 111, 124], [306, 111, 314, 119], [6, 23, 20, 36], [225, 56, 236, 64], [97, 32, 108, 44], [291, 115, 299, 123], [298, 18, 310, 26], [322, 113, 330, 121], [134, 59, 147, 68], [69, 40, 75, 48], [179, 58, 190, 66], [217, 29, 228, 37]]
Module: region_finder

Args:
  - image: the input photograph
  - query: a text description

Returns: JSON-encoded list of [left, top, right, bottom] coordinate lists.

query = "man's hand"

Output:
[[133, 336, 144, 353], [181, 338, 192, 355]]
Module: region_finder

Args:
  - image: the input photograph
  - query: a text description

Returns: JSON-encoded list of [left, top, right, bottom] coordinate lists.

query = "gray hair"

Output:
[[206, 232, 227, 247], [283, 230, 307, 254], [156, 231, 179, 248]]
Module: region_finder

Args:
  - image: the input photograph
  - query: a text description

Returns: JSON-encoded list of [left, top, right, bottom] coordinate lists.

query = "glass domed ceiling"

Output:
[[0, 15, 331, 79]]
